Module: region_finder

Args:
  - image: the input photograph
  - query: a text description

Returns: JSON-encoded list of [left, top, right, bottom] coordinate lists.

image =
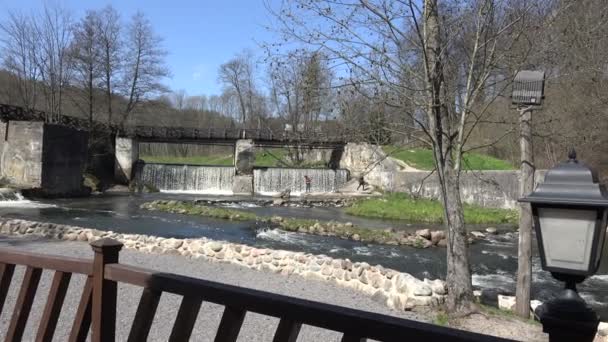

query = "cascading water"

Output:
[[0, 188, 25, 202], [254, 168, 349, 195], [140, 163, 235, 194]]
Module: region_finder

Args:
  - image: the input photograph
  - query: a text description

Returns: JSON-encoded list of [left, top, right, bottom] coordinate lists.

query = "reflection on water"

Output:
[[0, 193, 606, 319]]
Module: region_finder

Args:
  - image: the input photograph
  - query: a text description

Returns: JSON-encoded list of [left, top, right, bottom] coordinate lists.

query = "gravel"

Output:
[[0, 235, 429, 341]]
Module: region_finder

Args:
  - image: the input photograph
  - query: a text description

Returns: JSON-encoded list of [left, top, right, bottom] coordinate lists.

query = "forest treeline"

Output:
[[0, 1, 606, 176]]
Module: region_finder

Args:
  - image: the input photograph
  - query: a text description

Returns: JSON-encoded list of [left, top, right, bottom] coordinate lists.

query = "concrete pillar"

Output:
[[234, 139, 255, 175], [114, 136, 139, 184], [233, 139, 254, 195]]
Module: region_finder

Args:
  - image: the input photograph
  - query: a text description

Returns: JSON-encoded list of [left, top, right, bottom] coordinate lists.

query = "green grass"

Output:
[[346, 193, 518, 224], [142, 148, 328, 168], [383, 147, 514, 171]]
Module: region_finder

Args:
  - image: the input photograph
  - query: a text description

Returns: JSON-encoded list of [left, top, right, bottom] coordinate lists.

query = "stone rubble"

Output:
[[0, 218, 447, 312]]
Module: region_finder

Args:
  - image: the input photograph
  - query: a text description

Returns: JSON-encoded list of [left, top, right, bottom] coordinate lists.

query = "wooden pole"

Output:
[[515, 107, 534, 318], [91, 238, 123, 342]]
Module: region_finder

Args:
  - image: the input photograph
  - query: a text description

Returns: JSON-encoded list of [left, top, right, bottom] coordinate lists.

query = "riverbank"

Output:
[[346, 193, 518, 224], [141, 199, 505, 248], [0, 233, 550, 341]]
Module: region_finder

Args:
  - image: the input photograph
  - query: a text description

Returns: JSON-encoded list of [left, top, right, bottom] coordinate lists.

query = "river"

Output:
[[0, 193, 606, 319]]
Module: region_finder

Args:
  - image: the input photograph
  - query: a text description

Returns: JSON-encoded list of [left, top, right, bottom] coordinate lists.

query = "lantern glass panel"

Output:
[[538, 208, 597, 271], [593, 210, 608, 270]]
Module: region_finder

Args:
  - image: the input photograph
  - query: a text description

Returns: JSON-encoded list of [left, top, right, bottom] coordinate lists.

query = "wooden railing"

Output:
[[0, 239, 512, 342]]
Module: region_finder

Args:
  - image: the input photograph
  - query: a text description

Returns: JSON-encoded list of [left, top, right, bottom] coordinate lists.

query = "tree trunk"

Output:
[[443, 165, 475, 313], [515, 108, 534, 317]]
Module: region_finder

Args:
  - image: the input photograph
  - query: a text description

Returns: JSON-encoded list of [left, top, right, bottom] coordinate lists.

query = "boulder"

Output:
[[205, 241, 223, 253], [598, 322, 608, 336], [485, 227, 498, 234], [498, 295, 516, 311], [415, 229, 431, 240], [437, 239, 448, 248], [430, 230, 446, 244], [273, 199, 285, 206], [470, 231, 486, 239], [161, 238, 183, 249]]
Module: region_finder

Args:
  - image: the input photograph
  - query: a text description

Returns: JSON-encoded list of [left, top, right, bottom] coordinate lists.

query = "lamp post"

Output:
[[519, 150, 608, 342]]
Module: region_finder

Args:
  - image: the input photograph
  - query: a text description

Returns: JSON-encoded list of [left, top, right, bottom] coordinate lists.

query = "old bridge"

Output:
[[0, 104, 349, 195]]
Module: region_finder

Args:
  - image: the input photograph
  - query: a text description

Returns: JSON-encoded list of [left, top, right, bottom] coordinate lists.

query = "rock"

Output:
[[161, 238, 183, 249], [413, 284, 433, 296], [530, 300, 543, 313], [485, 227, 498, 234], [429, 279, 446, 295], [430, 230, 446, 245], [352, 234, 361, 241], [598, 322, 608, 336], [371, 290, 389, 305], [273, 199, 285, 206], [498, 295, 516, 311], [345, 222, 353, 228], [205, 241, 223, 253], [415, 229, 431, 240], [470, 231, 486, 239]]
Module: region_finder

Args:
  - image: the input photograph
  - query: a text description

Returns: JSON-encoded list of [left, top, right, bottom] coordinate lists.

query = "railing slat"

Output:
[[6, 266, 42, 341], [0, 263, 15, 315], [168, 296, 203, 342], [35, 271, 72, 342], [341, 334, 367, 342], [127, 288, 162, 342], [214, 306, 246, 342], [272, 319, 301, 342], [68, 276, 93, 342]]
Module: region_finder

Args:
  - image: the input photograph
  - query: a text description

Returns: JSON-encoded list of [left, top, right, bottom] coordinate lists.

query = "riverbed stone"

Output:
[[437, 238, 447, 248], [485, 227, 498, 234], [161, 238, 183, 249], [430, 230, 446, 244], [470, 231, 486, 239], [415, 229, 431, 240]]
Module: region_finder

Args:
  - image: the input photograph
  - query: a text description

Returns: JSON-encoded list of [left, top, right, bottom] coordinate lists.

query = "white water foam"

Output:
[[256, 228, 307, 245], [160, 190, 234, 196]]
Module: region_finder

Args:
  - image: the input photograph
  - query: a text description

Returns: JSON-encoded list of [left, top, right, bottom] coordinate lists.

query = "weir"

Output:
[[254, 168, 349, 195], [140, 164, 235, 194]]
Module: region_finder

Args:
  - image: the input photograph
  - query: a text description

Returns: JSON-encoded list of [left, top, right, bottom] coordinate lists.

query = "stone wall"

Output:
[[338, 143, 401, 186], [115, 137, 139, 184], [0, 121, 44, 187], [0, 218, 447, 312], [383, 170, 546, 209]]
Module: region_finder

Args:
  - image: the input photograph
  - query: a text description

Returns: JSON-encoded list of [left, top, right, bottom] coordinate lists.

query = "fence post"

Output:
[[90, 238, 123, 342]]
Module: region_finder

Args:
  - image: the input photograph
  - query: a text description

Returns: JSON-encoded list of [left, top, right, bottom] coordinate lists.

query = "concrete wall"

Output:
[[0, 121, 88, 195], [41, 124, 88, 195], [375, 170, 546, 209], [115, 137, 139, 184], [0, 121, 44, 187]]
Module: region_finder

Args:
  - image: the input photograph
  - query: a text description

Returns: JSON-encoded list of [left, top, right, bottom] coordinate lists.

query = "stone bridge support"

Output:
[[115, 136, 139, 184], [233, 139, 254, 195]]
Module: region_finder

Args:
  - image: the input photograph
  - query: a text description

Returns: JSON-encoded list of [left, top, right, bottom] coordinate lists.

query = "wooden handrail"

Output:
[[0, 248, 92, 275], [104, 263, 509, 342], [0, 239, 515, 342]]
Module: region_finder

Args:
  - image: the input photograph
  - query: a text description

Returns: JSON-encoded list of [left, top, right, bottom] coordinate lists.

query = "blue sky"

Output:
[[0, 0, 279, 96]]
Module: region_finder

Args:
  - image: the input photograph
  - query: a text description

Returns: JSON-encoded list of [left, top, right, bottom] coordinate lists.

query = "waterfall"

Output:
[[140, 164, 235, 194], [254, 168, 349, 195], [0, 188, 25, 202]]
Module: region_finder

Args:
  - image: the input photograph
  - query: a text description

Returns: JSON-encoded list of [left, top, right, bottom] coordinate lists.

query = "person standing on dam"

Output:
[[304, 175, 312, 193]]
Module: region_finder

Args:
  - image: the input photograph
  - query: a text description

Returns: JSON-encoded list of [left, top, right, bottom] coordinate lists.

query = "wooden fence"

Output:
[[0, 238, 512, 342]]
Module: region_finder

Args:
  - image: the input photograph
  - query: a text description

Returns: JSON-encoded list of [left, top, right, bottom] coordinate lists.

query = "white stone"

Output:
[[485, 227, 498, 234], [498, 295, 516, 311], [470, 231, 486, 239], [598, 322, 608, 336]]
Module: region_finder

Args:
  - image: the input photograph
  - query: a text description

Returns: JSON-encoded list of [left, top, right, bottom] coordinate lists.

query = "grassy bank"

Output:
[[383, 147, 514, 171], [346, 193, 518, 224], [142, 148, 327, 168], [141, 200, 445, 247]]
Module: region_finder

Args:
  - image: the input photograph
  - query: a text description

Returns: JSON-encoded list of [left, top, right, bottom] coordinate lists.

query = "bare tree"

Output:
[[34, 4, 74, 122], [96, 5, 122, 125], [269, 0, 534, 314], [218, 54, 251, 124], [121, 11, 169, 126], [0, 12, 40, 111], [70, 10, 102, 128]]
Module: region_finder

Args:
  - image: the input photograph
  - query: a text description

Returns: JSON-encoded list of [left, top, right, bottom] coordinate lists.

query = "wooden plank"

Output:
[[35, 271, 72, 342], [0, 249, 92, 275], [5, 266, 42, 341], [341, 334, 366, 342], [104, 263, 511, 342], [214, 306, 246, 342], [272, 319, 301, 342], [68, 276, 93, 342], [0, 263, 15, 315], [127, 288, 162, 342], [90, 239, 122, 342], [168, 296, 203, 342]]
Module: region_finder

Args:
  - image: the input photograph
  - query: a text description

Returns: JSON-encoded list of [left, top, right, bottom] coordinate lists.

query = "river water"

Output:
[[0, 193, 606, 319]]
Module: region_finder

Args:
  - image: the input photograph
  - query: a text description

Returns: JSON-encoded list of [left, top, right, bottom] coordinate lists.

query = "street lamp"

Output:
[[520, 149, 608, 342]]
